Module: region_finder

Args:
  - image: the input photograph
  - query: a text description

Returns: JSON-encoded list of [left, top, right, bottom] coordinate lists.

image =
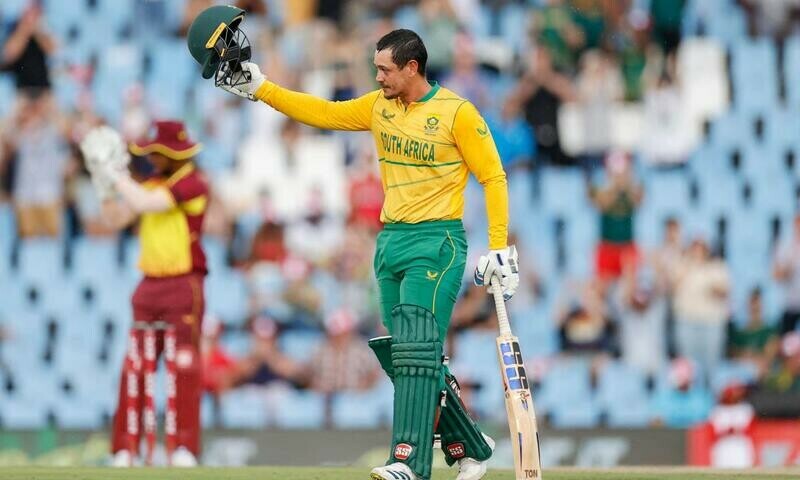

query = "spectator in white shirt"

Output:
[[673, 236, 731, 384]]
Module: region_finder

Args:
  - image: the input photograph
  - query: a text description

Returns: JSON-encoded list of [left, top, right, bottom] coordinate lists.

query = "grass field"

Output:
[[2, 467, 800, 480]]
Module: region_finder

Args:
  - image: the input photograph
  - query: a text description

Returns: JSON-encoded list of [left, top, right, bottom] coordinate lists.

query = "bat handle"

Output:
[[489, 275, 512, 337]]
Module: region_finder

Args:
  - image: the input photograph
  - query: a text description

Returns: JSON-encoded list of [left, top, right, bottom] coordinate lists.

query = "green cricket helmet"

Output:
[[187, 5, 252, 86]]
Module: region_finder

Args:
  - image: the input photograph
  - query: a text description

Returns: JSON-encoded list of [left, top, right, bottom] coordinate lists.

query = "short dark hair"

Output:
[[376, 29, 427, 75]]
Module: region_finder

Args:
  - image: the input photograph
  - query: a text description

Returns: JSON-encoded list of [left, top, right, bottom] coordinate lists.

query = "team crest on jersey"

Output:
[[394, 443, 414, 460], [424, 114, 440, 135]]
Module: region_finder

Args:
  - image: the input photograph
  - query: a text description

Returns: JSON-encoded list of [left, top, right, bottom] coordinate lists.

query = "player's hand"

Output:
[[80, 126, 131, 199], [474, 245, 519, 301], [218, 62, 265, 101], [90, 170, 116, 201], [80, 126, 130, 171]]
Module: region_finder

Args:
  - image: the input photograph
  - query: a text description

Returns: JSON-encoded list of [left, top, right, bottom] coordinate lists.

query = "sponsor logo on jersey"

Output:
[[446, 442, 466, 459], [476, 123, 489, 137], [426, 270, 439, 280], [381, 108, 396, 120]]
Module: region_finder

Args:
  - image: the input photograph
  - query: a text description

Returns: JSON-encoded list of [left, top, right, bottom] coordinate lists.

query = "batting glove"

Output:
[[474, 245, 520, 301], [218, 62, 266, 101]]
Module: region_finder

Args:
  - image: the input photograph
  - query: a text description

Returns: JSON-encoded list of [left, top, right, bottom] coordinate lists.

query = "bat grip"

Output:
[[490, 275, 512, 337]]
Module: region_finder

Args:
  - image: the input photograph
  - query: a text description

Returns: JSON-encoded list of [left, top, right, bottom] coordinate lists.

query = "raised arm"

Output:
[[254, 81, 380, 131], [219, 62, 380, 131]]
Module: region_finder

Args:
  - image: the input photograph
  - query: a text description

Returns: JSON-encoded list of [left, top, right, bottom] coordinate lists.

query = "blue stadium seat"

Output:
[[451, 330, 499, 380], [92, 280, 136, 331], [393, 6, 422, 33], [605, 399, 652, 428], [205, 269, 250, 326], [331, 386, 391, 429], [783, 36, 800, 108], [563, 213, 596, 278], [0, 0, 30, 18], [596, 361, 648, 409], [92, 43, 144, 124], [468, 4, 492, 38], [0, 75, 15, 119], [549, 398, 601, 428], [730, 39, 779, 112], [540, 168, 589, 218], [71, 236, 120, 283], [36, 281, 89, 315], [121, 238, 141, 279], [202, 237, 228, 274], [95, 0, 134, 37], [280, 330, 325, 363], [643, 170, 691, 216], [710, 361, 759, 395], [511, 303, 559, 358], [1, 312, 47, 367], [43, 0, 87, 38], [220, 387, 269, 428], [763, 107, 800, 150], [709, 111, 751, 150], [536, 359, 592, 415], [201, 393, 216, 429], [17, 239, 66, 284], [0, 397, 47, 430], [52, 394, 104, 429], [145, 39, 196, 118], [221, 331, 252, 357], [697, 171, 742, 217], [271, 389, 325, 429], [499, 4, 528, 53]]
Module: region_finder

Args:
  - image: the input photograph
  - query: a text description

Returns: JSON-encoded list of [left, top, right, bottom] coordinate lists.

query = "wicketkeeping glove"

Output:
[[217, 62, 266, 101], [474, 245, 520, 301], [79, 126, 131, 200]]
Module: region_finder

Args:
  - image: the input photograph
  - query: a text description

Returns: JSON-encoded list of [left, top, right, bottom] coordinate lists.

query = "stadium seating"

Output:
[[330, 381, 393, 429], [220, 387, 270, 429]]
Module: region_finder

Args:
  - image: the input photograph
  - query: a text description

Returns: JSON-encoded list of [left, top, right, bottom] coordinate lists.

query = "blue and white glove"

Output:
[[218, 62, 266, 102], [474, 245, 520, 301]]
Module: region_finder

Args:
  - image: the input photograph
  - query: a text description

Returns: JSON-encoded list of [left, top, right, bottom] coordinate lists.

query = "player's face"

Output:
[[148, 153, 171, 173], [374, 49, 412, 100]]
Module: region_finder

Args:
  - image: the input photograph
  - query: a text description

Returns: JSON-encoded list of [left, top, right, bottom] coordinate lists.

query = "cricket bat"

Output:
[[489, 276, 543, 480]]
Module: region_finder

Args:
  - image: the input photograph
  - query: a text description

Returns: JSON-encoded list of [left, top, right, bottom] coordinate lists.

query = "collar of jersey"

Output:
[[416, 81, 440, 103]]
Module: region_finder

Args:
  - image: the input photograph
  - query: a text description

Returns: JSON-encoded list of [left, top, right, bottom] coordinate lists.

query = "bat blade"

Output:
[[496, 335, 542, 480]]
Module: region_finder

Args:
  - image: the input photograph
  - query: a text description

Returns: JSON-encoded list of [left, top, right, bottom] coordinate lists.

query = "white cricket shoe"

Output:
[[455, 434, 496, 480], [170, 446, 198, 467], [370, 462, 418, 480], [110, 449, 133, 467]]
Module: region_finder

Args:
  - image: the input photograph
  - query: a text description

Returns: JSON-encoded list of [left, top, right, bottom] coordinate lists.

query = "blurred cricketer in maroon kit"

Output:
[[81, 121, 209, 467]]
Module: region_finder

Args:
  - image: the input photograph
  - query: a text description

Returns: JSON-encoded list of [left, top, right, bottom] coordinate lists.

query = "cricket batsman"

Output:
[[79, 121, 208, 467], [188, 7, 520, 480]]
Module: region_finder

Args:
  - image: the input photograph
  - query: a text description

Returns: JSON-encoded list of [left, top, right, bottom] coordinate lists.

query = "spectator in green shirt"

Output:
[[650, 0, 687, 55], [728, 287, 780, 373], [589, 151, 643, 287], [728, 287, 778, 363], [533, 0, 585, 74], [762, 332, 800, 394]]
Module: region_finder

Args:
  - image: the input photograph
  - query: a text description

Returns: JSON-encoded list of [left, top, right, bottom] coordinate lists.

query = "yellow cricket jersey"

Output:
[[254, 80, 509, 249], [138, 163, 209, 277]]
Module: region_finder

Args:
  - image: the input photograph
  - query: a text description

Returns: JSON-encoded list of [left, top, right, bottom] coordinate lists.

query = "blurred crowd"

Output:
[[1, 0, 800, 429]]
